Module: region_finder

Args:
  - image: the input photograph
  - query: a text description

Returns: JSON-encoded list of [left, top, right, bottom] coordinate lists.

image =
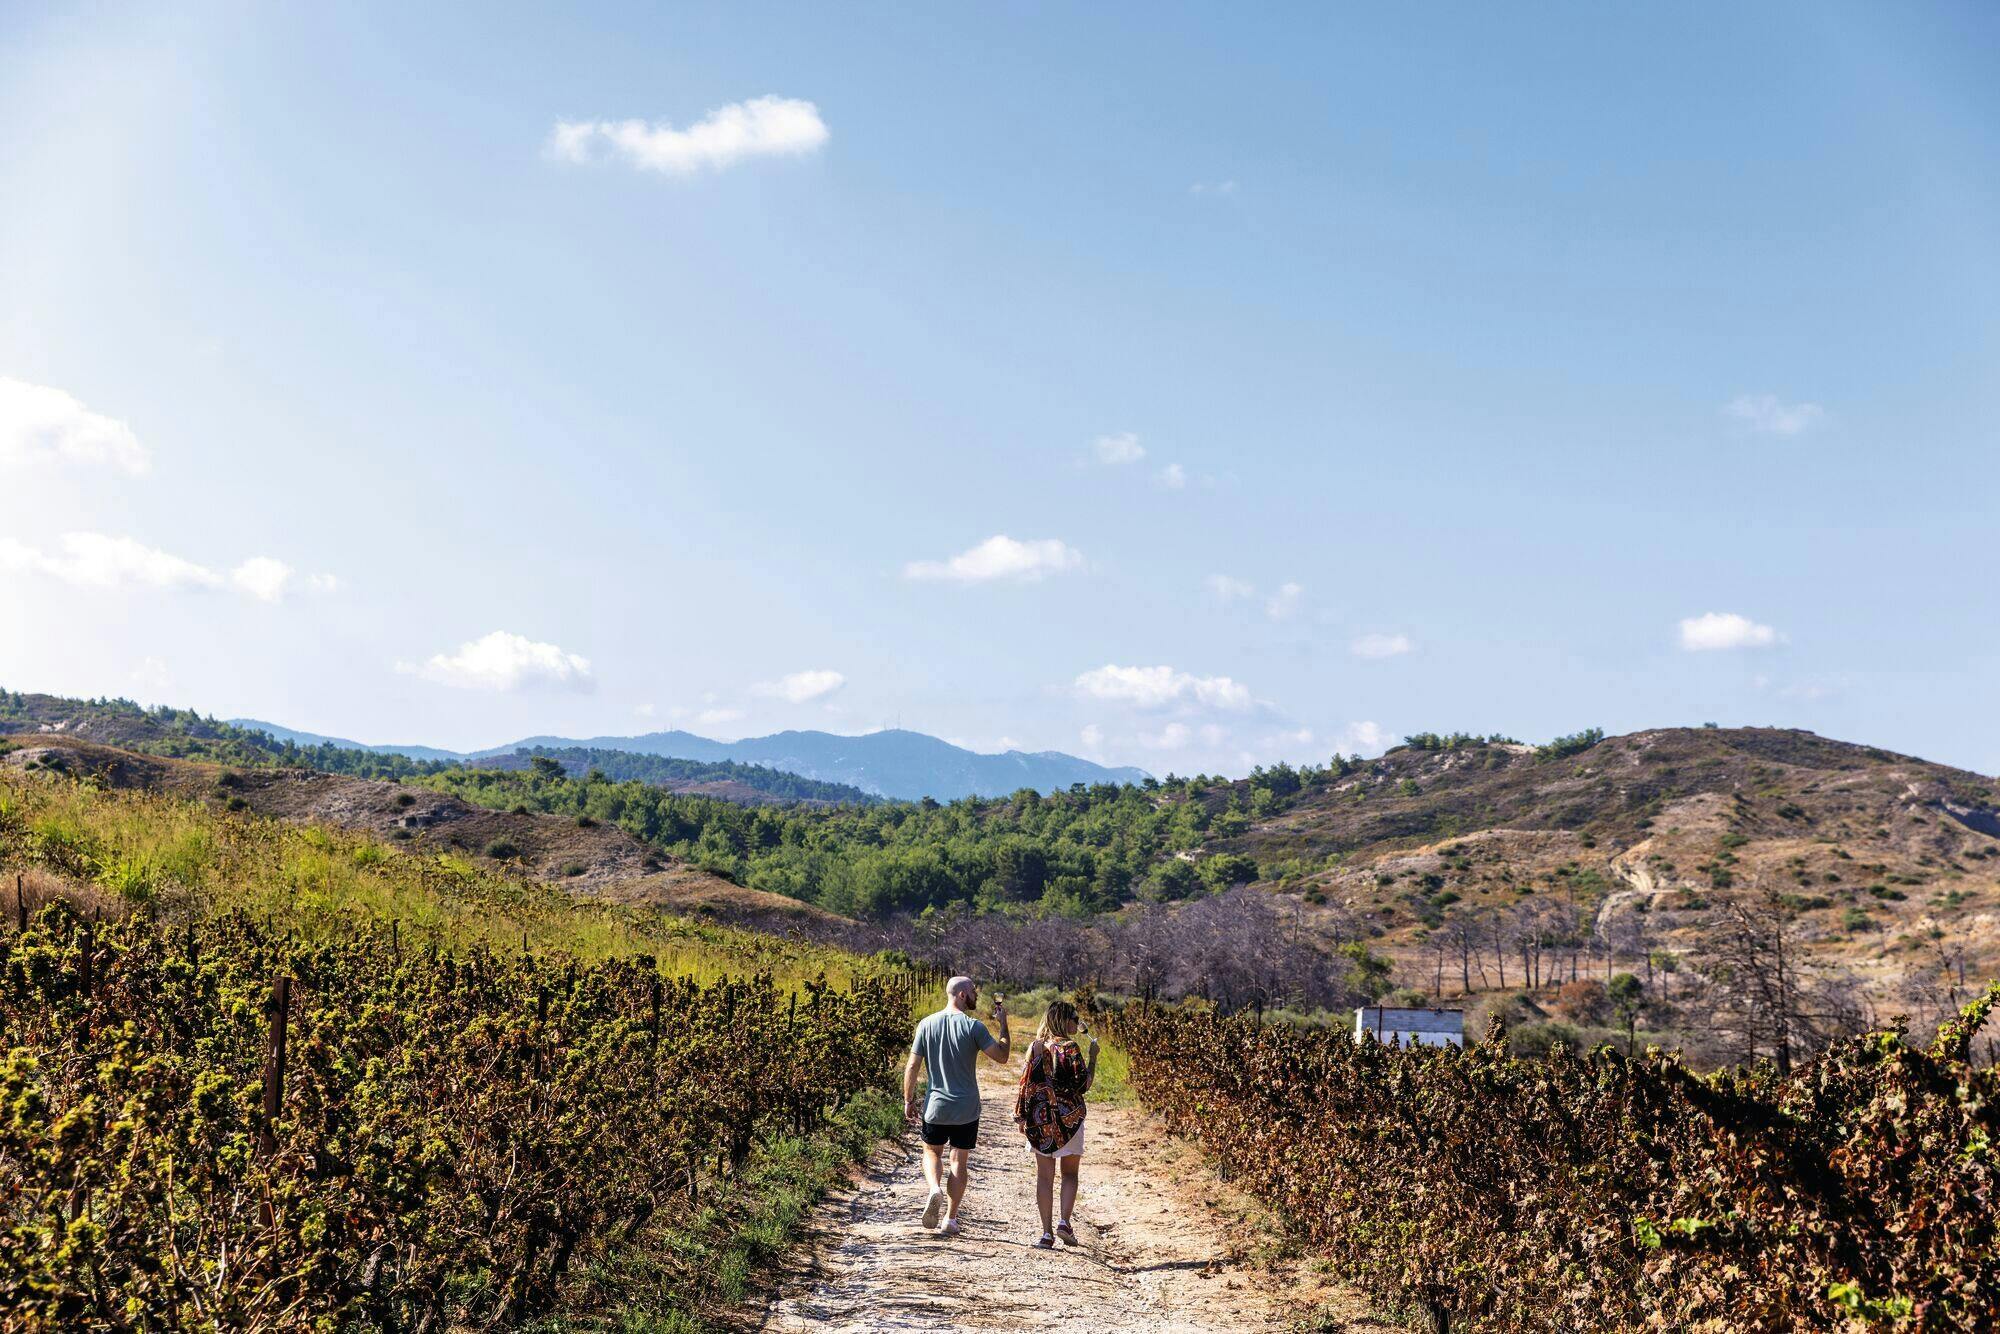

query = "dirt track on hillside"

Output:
[[760, 1051, 1391, 1333]]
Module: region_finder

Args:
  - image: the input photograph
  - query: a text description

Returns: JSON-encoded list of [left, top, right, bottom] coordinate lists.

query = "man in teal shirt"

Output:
[[903, 975, 1012, 1235]]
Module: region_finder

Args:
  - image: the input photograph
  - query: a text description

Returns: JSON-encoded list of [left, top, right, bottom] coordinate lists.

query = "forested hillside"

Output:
[[0, 692, 873, 806], [474, 746, 877, 804], [12, 689, 2000, 1067]]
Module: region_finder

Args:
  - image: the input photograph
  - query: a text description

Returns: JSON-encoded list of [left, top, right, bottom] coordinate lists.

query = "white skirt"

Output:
[[1031, 1121, 1086, 1159]]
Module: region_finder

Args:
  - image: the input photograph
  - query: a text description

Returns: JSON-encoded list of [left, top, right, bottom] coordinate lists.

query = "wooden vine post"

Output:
[[260, 975, 292, 1160], [258, 973, 292, 1229], [13, 872, 25, 932]]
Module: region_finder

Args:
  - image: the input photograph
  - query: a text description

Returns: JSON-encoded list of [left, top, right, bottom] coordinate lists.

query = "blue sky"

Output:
[[4, 3, 1997, 775]]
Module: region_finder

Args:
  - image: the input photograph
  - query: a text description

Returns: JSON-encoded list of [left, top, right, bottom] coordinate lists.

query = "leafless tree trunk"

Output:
[[1692, 890, 1864, 1074]]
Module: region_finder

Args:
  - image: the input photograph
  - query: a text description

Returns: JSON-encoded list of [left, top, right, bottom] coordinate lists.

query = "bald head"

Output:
[[946, 975, 976, 1010]]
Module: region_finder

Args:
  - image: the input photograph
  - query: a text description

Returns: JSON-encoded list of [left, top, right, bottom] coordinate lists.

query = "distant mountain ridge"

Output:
[[227, 721, 461, 763], [231, 719, 1149, 802]]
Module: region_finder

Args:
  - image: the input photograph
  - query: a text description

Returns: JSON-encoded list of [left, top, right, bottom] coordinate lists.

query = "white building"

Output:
[[1354, 1006, 1464, 1048]]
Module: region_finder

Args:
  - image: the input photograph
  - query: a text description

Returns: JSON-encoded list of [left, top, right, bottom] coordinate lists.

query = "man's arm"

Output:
[[903, 1049, 924, 1121], [983, 997, 1012, 1063], [1084, 1033, 1101, 1092]]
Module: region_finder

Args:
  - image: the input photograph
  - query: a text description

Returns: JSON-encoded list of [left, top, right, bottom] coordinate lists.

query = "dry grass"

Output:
[[0, 770, 887, 991], [1, 865, 129, 927]]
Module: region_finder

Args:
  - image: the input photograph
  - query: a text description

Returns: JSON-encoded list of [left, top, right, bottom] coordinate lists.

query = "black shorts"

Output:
[[920, 1118, 979, 1150]]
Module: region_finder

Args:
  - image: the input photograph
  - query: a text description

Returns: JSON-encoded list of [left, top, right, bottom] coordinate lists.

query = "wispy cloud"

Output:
[[1189, 180, 1238, 196], [1333, 721, 1389, 755], [0, 377, 150, 474], [1073, 664, 1251, 711], [402, 630, 593, 691], [1351, 632, 1413, 659], [1205, 574, 1303, 620], [0, 532, 327, 602], [547, 95, 828, 175], [1156, 462, 1187, 489], [904, 535, 1083, 583], [1265, 582, 1304, 621], [754, 668, 846, 703], [1678, 611, 1781, 651], [229, 556, 295, 603], [1092, 432, 1145, 465], [1725, 393, 1825, 437], [128, 655, 174, 699]]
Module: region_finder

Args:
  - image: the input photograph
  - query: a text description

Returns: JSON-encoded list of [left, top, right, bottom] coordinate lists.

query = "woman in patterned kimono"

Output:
[[1014, 999, 1099, 1248]]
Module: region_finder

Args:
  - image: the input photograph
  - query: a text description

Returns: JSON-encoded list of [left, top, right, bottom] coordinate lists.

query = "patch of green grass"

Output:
[[536, 1087, 904, 1332]]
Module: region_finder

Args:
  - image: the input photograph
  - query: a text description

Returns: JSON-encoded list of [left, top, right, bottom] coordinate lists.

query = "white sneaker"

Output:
[[920, 1188, 947, 1230], [938, 1216, 961, 1237]]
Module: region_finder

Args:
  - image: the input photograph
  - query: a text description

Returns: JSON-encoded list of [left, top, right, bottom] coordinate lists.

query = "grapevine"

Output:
[[0, 904, 914, 1330], [1113, 1000, 2000, 1330]]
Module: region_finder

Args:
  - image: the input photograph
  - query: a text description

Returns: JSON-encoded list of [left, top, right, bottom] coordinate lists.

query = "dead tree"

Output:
[[1691, 891, 1863, 1074]]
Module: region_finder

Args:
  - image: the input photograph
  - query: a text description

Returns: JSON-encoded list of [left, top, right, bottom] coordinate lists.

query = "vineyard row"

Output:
[[0, 904, 915, 1330], [1113, 995, 2000, 1331]]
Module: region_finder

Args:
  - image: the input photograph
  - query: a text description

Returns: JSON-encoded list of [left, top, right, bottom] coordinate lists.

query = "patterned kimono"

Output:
[[1016, 1036, 1089, 1156]]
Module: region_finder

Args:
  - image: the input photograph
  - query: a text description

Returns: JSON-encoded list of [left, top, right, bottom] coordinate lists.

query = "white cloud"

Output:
[[229, 556, 293, 603], [1334, 721, 1389, 755], [1140, 721, 1192, 750], [904, 535, 1083, 583], [634, 702, 657, 719], [1206, 573, 1255, 601], [1079, 723, 1104, 753], [0, 378, 150, 474], [1190, 180, 1238, 196], [1725, 393, 1826, 437], [1157, 463, 1187, 489], [1351, 632, 1414, 659], [1265, 582, 1304, 621], [696, 705, 744, 728], [2, 532, 215, 591], [1678, 611, 1780, 652], [1073, 664, 1251, 711], [1093, 432, 1144, 465], [128, 656, 173, 698], [754, 668, 846, 703], [0, 531, 333, 603], [404, 630, 593, 691], [547, 96, 829, 175], [307, 572, 341, 594]]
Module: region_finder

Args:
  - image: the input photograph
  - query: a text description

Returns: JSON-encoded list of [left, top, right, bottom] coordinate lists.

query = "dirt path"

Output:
[[761, 1051, 1389, 1332]]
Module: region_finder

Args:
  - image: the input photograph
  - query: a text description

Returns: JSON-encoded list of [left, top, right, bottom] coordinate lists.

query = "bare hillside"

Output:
[[1205, 727, 2000, 1029]]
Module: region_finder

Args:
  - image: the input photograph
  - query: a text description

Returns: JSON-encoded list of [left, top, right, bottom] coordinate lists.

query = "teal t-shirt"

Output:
[[911, 1007, 996, 1125]]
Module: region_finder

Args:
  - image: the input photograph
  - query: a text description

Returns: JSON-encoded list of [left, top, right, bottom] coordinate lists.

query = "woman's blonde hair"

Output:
[[1036, 999, 1080, 1043]]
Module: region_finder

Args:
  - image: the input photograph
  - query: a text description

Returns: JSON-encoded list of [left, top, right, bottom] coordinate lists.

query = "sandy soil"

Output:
[[761, 1051, 1391, 1333]]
